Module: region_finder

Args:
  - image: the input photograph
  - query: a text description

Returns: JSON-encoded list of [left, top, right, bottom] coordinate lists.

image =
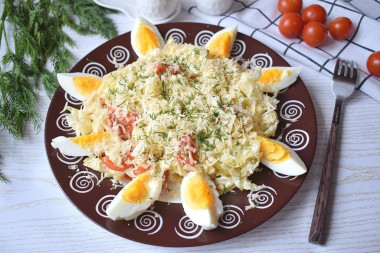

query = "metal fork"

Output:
[[309, 59, 358, 244]]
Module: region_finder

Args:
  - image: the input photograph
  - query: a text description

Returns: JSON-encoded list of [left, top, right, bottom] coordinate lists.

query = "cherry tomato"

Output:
[[367, 51, 380, 77], [278, 12, 304, 38], [301, 4, 327, 24], [277, 0, 303, 14], [302, 21, 328, 47], [328, 17, 353, 40]]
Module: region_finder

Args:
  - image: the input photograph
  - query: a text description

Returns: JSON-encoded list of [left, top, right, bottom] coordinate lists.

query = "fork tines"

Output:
[[334, 58, 357, 80]]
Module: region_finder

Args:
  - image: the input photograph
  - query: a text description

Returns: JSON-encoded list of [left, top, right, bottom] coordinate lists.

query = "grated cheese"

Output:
[[66, 38, 279, 194]]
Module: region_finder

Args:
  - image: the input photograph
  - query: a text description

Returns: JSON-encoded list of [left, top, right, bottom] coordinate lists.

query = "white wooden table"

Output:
[[1, 9, 379, 253]]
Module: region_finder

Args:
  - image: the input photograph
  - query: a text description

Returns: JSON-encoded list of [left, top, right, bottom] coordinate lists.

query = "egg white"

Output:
[[51, 136, 90, 156], [260, 139, 307, 176], [205, 26, 237, 58], [131, 17, 165, 58], [57, 72, 102, 101], [106, 173, 163, 220], [257, 67, 302, 92], [181, 171, 223, 230], [158, 180, 182, 203]]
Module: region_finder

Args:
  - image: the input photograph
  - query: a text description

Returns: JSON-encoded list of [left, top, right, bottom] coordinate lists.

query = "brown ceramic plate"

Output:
[[45, 23, 317, 247]]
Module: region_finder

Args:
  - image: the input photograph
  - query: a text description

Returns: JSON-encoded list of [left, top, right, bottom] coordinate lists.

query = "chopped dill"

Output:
[[240, 91, 247, 98], [196, 130, 215, 151], [214, 128, 223, 140], [138, 122, 147, 128], [155, 131, 168, 140]]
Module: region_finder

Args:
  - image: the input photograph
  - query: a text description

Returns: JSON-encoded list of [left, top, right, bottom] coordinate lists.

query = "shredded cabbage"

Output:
[[67, 38, 279, 194]]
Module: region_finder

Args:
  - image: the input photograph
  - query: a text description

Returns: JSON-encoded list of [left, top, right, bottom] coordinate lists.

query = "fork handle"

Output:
[[309, 100, 342, 244]]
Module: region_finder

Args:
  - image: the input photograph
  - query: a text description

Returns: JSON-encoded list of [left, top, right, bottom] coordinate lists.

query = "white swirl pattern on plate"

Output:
[[82, 62, 106, 77], [134, 210, 163, 235], [250, 53, 273, 69], [56, 113, 75, 134], [218, 205, 244, 229], [69, 171, 98, 193], [253, 186, 277, 209], [47, 25, 314, 244], [194, 30, 214, 46], [107, 46, 130, 66], [285, 129, 309, 151], [273, 171, 298, 180], [280, 100, 305, 121], [95, 195, 116, 218], [57, 153, 83, 165], [175, 216, 204, 239], [165, 28, 187, 43], [231, 39, 246, 58], [64, 92, 82, 106]]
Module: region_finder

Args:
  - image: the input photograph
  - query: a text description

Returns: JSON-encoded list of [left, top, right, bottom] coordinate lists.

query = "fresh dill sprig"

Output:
[[0, 0, 118, 183], [0, 172, 8, 183], [0, 0, 117, 139], [0, 155, 9, 183]]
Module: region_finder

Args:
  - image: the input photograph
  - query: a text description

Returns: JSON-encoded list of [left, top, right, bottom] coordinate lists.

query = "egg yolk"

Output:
[[71, 132, 110, 147], [136, 25, 161, 56], [73, 76, 102, 97], [258, 136, 290, 163], [257, 69, 291, 85], [207, 32, 232, 58], [122, 174, 151, 203], [183, 173, 214, 210]]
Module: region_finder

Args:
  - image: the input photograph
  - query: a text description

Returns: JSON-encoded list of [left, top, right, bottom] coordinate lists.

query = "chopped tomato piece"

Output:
[[155, 63, 185, 76], [124, 174, 132, 181], [155, 64, 168, 76], [134, 166, 149, 175], [99, 97, 106, 107], [124, 153, 134, 161], [162, 170, 169, 189], [176, 135, 197, 166], [101, 155, 133, 171], [170, 66, 185, 75], [108, 106, 138, 140]]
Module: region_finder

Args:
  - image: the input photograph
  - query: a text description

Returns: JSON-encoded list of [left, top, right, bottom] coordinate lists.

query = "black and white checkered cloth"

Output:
[[182, 0, 380, 102]]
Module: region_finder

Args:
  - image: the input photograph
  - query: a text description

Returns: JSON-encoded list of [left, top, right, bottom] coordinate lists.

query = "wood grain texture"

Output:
[[309, 119, 339, 244], [1, 8, 380, 253]]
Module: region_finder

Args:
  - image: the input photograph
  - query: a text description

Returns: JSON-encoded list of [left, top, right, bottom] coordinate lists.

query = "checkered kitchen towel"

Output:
[[182, 0, 380, 102]]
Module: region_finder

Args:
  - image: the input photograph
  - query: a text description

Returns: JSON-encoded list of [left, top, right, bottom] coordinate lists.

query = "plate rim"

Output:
[[44, 22, 318, 247]]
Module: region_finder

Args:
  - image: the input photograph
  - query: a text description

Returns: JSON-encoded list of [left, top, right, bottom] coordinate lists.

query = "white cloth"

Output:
[[181, 0, 380, 102], [345, 0, 380, 20]]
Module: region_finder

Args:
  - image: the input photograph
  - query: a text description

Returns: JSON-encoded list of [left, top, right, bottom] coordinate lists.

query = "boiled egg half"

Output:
[[131, 17, 165, 58], [181, 171, 223, 230], [51, 132, 110, 156], [205, 26, 237, 59], [256, 67, 302, 92], [106, 172, 163, 220], [57, 73, 102, 101], [258, 136, 307, 176]]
